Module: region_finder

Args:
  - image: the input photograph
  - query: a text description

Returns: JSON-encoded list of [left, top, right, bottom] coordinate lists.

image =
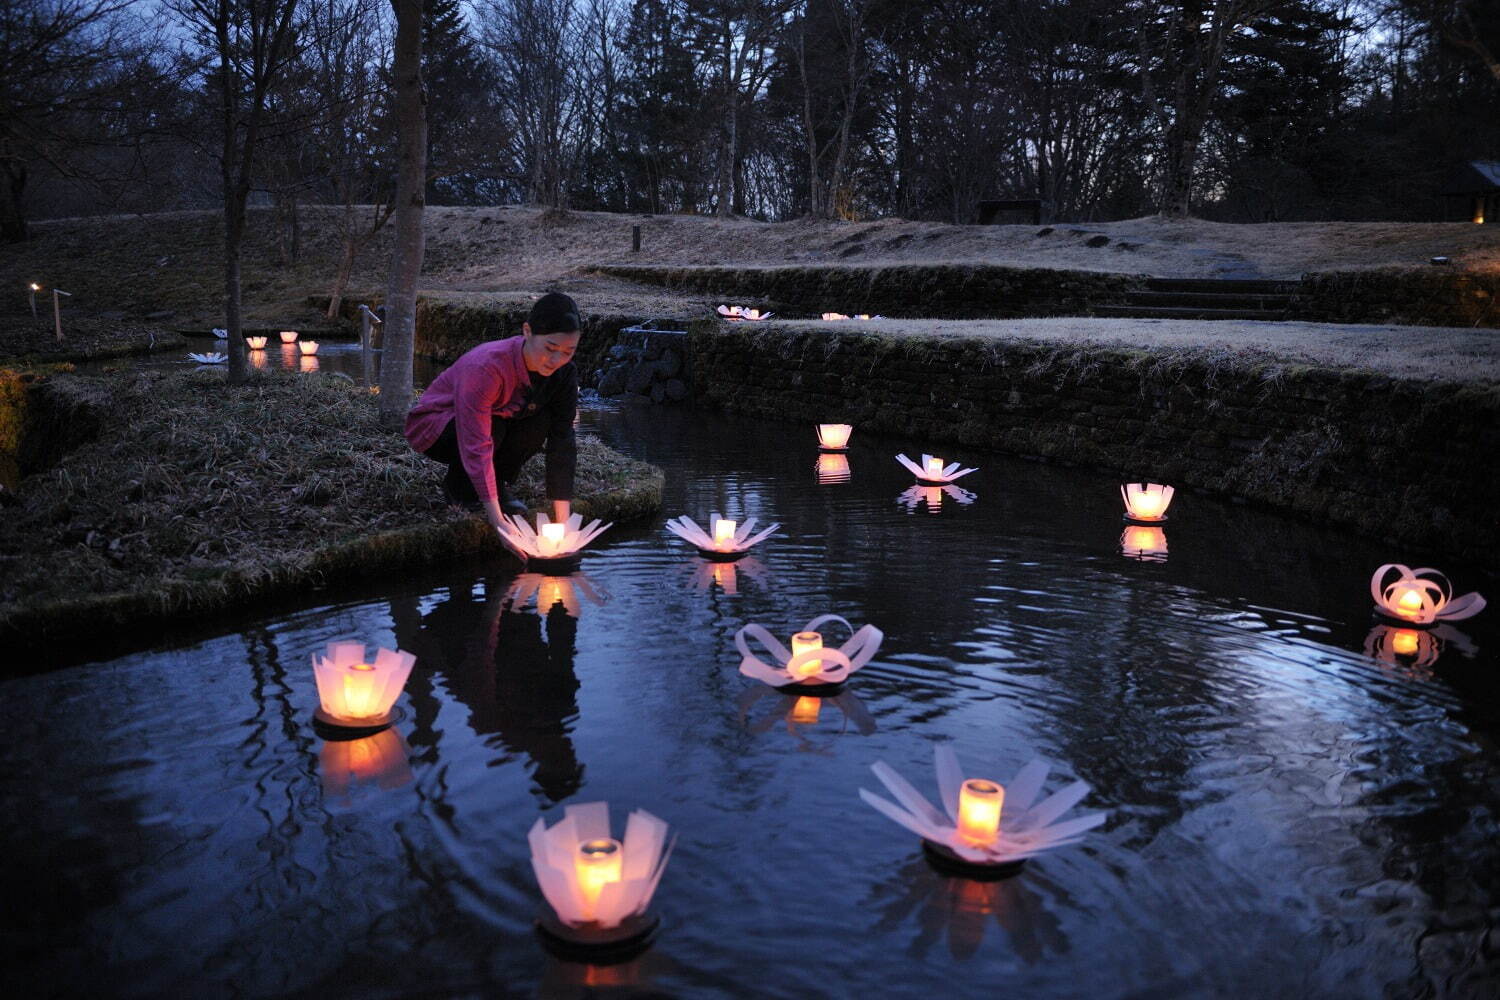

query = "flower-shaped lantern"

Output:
[[897, 453, 977, 486], [821, 312, 849, 321], [1120, 525, 1168, 562], [817, 423, 853, 450], [1370, 563, 1485, 626], [1121, 483, 1173, 524], [736, 613, 883, 693], [896, 483, 976, 514], [716, 304, 773, 321], [187, 352, 226, 365], [505, 571, 607, 619], [497, 511, 612, 572], [665, 512, 778, 562], [311, 640, 416, 737], [817, 452, 852, 484], [861, 745, 1106, 879], [529, 801, 675, 962], [279, 329, 298, 344], [245, 335, 267, 350], [299, 340, 320, 356]]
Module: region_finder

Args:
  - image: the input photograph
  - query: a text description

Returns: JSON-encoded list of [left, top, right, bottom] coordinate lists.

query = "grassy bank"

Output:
[[0, 369, 663, 664], [0, 317, 187, 365]]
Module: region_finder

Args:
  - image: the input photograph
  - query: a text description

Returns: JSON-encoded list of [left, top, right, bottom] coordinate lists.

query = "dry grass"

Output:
[[767, 315, 1500, 383], [5, 206, 1496, 337], [0, 369, 662, 652], [0, 316, 187, 364]]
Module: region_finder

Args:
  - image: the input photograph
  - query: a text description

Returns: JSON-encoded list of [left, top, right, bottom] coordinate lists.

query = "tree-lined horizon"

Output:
[[6, 0, 1499, 240]]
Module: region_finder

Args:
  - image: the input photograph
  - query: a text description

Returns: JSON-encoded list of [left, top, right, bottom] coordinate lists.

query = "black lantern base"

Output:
[[527, 553, 583, 574], [1372, 608, 1438, 629], [313, 705, 404, 741], [921, 839, 1027, 881], [818, 445, 849, 452], [777, 678, 846, 697], [534, 910, 660, 965], [1122, 513, 1169, 526], [696, 547, 750, 563], [914, 477, 955, 487]]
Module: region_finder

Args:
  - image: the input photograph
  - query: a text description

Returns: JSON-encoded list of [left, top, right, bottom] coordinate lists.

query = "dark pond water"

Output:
[[4, 400, 1498, 999]]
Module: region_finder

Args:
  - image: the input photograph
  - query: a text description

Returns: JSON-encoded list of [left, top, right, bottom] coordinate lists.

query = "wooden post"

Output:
[[52, 289, 72, 341], [28, 283, 39, 322], [632, 225, 641, 252]]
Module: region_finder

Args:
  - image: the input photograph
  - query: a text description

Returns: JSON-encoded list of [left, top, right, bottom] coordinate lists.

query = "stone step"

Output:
[[1122, 290, 1294, 311], [1092, 305, 1290, 321], [1143, 277, 1301, 295]]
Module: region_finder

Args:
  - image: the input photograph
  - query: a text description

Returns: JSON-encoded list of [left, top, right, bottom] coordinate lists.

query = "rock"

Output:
[[1085, 235, 1110, 247], [625, 363, 656, 395], [650, 382, 666, 403], [1036, 227, 1054, 236], [657, 350, 682, 378], [596, 365, 627, 397], [663, 379, 688, 402], [643, 337, 665, 361], [606, 344, 634, 361]]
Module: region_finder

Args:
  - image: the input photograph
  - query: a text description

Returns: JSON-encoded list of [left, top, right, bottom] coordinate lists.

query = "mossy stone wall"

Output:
[[1298, 268, 1500, 328], [686, 322, 1500, 565], [596, 263, 1144, 319], [413, 299, 638, 385]]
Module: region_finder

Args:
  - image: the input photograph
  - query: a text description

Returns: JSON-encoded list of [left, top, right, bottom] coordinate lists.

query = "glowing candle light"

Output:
[[713, 518, 737, 549], [1395, 585, 1424, 619], [817, 423, 853, 449], [246, 335, 267, 350], [538, 577, 567, 612], [539, 521, 566, 555], [576, 838, 624, 920], [790, 696, 822, 724], [926, 457, 945, 480], [279, 330, 298, 344], [341, 662, 380, 719], [1370, 563, 1485, 626], [299, 340, 319, 355], [956, 778, 1004, 846], [790, 631, 823, 681], [1121, 483, 1174, 521], [1120, 525, 1169, 561], [1391, 629, 1421, 656]]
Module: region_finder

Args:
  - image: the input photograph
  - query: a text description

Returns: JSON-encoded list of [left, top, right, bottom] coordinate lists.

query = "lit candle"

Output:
[[713, 518, 737, 549], [246, 335, 267, 350], [790, 631, 823, 681], [539, 522, 566, 555], [1391, 629, 1421, 656], [576, 838, 623, 920], [341, 662, 380, 719], [926, 457, 945, 480], [279, 330, 298, 344], [817, 423, 852, 449], [1394, 585, 1425, 620], [790, 696, 822, 724], [957, 778, 1004, 846]]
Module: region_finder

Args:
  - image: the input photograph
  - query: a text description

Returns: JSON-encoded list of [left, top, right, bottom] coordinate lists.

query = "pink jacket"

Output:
[[404, 336, 531, 503]]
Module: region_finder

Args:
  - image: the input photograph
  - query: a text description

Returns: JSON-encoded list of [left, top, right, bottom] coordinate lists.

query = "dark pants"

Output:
[[423, 414, 549, 505]]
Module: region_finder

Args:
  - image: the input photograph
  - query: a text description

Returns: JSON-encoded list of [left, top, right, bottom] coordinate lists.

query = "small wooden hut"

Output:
[[1441, 161, 1500, 223]]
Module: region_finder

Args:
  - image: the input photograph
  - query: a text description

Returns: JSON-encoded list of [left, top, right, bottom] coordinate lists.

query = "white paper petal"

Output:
[[871, 761, 949, 831], [934, 744, 964, 823]]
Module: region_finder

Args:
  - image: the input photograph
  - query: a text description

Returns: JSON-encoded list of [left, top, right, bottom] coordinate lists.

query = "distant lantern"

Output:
[[817, 423, 853, 450], [1120, 483, 1174, 523], [246, 335, 267, 350], [311, 641, 416, 737], [897, 453, 977, 486], [279, 330, 298, 344], [1370, 563, 1485, 626], [299, 340, 319, 356]]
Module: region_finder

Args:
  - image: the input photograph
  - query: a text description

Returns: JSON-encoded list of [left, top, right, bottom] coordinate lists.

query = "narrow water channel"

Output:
[[4, 398, 1497, 998]]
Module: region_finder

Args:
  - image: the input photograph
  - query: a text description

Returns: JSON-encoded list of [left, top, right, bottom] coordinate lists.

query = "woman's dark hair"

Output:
[[528, 292, 582, 336]]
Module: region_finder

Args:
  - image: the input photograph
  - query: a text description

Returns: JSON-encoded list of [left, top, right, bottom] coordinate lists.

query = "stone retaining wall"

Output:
[[1298, 268, 1500, 328], [595, 263, 1144, 319], [686, 322, 1500, 567]]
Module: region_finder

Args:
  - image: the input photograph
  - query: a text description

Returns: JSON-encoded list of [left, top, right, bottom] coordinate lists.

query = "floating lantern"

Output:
[[245, 335, 267, 350], [665, 512, 779, 562], [817, 423, 853, 450], [505, 571, 607, 619], [817, 452, 852, 484], [897, 452, 977, 486], [1370, 563, 1485, 626], [529, 801, 675, 962], [299, 340, 319, 356], [1120, 525, 1168, 562], [310, 640, 416, 737], [735, 613, 883, 693], [319, 726, 414, 801], [896, 483, 976, 513], [821, 312, 849, 321], [1120, 483, 1173, 523], [861, 745, 1106, 879], [187, 352, 226, 365], [497, 512, 612, 572], [715, 304, 773, 321], [279, 330, 298, 343]]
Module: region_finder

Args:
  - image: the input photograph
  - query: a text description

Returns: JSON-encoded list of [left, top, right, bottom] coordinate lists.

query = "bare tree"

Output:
[[794, 0, 875, 218], [170, 0, 301, 384], [377, 0, 424, 429]]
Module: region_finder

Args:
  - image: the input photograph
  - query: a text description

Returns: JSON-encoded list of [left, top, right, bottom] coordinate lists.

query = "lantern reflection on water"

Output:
[[1363, 622, 1476, 676], [529, 801, 675, 960], [735, 613, 883, 691], [1370, 563, 1486, 625], [817, 452, 852, 484], [896, 483, 976, 513], [861, 745, 1106, 877], [298, 355, 320, 372], [737, 686, 878, 742], [688, 555, 769, 596], [319, 726, 413, 800], [1120, 525, 1168, 562], [504, 571, 607, 619]]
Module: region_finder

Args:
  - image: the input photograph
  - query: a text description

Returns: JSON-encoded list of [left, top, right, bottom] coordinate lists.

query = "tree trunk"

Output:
[[0, 161, 28, 243], [222, 192, 249, 384], [327, 238, 358, 320], [379, 0, 427, 430]]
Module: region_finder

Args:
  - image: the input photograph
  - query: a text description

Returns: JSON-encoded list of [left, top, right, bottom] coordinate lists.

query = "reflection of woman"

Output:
[[404, 292, 581, 528]]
